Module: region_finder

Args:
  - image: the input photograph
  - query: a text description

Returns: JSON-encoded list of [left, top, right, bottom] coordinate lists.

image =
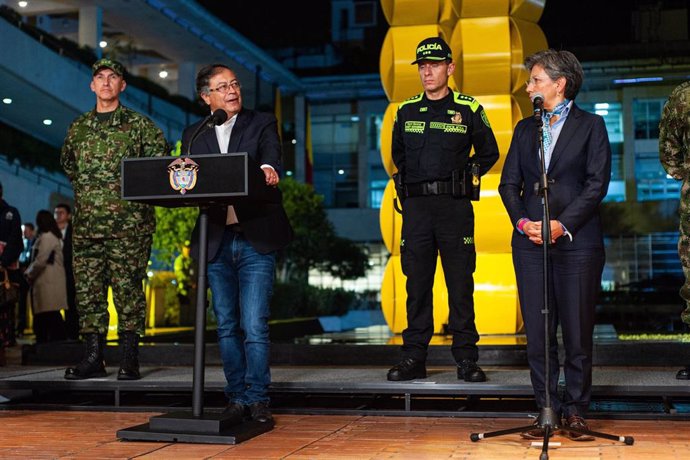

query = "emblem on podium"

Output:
[[167, 157, 199, 194]]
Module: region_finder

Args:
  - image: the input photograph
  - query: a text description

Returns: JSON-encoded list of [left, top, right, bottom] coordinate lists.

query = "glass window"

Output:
[[311, 114, 359, 208], [632, 98, 680, 201], [580, 102, 625, 202], [633, 99, 663, 140]]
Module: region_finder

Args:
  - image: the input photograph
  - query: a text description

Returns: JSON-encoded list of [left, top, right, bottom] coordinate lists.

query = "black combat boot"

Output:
[[64, 333, 106, 380], [117, 331, 141, 380]]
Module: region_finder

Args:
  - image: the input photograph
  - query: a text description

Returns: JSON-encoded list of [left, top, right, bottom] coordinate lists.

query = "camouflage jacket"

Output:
[[61, 104, 167, 239], [659, 81, 690, 180]]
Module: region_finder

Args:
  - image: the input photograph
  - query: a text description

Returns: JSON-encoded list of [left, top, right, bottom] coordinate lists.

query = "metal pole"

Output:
[[192, 207, 209, 417]]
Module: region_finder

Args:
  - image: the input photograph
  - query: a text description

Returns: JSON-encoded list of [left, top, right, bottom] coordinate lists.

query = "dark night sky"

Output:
[[539, 1, 633, 49], [195, 1, 673, 72], [196, 0, 332, 49]]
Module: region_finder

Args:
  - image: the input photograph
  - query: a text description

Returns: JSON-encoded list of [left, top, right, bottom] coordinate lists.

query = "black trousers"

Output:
[[17, 272, 29, 333], [513, 246, 604, 418], [33, 310, 66, 344], [63, 269, 79, 340], [400, 195, 478, 363]]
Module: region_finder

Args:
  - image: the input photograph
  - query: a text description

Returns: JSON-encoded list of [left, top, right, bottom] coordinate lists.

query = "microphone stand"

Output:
[[469, 106, 633, 459]]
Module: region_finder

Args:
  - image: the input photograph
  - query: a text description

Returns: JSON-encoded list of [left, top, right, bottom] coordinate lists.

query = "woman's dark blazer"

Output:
[[498, 104, 612, 251]]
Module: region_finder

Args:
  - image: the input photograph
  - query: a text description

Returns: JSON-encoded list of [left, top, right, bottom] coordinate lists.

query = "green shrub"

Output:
[[270, 282, 356, 320]]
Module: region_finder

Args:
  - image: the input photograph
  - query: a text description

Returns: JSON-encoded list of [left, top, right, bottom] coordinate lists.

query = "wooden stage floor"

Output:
[[0, 410, 687, 459]]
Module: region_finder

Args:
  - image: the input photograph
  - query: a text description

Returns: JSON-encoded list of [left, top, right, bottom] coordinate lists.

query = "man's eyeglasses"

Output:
[[208, 81, 241, 94]]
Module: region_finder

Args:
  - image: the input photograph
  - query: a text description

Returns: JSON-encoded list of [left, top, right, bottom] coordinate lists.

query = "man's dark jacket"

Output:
[[181, 108, 293, 261]]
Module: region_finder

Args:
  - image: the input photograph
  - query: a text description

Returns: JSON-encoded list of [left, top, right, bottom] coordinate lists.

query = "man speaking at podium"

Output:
[[182, 64, 293, 424]]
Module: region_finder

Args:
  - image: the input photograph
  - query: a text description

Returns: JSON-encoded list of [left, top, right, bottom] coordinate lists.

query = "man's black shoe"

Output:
[[457, 359, 486, 382], [222, 402, 245, 425], [677, 366, 690, 380], [249, 401, 273, 423], [387, 357, 427, 381]]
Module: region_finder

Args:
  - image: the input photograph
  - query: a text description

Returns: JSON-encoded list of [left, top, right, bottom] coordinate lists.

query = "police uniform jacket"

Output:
[[392, 89, 499, 184]]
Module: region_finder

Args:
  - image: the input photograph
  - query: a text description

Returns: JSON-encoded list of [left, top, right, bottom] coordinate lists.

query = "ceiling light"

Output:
[[338, 169, 345, 175], [43, 119, 53, 126], [613, 76, 663, 84], [2, 98, 11, 104], [18, 1, 28, 8], [99, 40, 107, 48], [159, 70, 168, 79]]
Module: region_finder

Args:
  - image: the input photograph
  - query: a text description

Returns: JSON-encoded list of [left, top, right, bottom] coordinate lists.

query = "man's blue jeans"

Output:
[[207, 229, 276, 405]]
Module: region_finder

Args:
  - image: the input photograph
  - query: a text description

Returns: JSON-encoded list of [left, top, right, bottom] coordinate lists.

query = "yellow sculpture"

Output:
[[379, 0, 547, 335]]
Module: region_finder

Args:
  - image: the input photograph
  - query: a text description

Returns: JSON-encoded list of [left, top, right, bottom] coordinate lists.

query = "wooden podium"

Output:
[[116, 152, 275, 444]]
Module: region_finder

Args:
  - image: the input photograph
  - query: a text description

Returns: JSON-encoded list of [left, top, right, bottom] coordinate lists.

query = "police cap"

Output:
[[411, 36, 452, 65]]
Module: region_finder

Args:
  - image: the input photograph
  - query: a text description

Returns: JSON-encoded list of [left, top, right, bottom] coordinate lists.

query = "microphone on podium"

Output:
[[205, 109, 228, 128], [186, 109, 229, 155]]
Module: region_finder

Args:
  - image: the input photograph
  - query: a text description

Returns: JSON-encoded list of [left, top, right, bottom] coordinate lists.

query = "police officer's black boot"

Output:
[[457, 359, 487, 382], [117, 331, 141, 380], [677, 366, 690, 380], [64, 333, 106, 380]]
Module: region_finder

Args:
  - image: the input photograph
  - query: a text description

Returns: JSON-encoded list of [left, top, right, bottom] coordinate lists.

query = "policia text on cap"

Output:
[[387, 36, 499, 383]]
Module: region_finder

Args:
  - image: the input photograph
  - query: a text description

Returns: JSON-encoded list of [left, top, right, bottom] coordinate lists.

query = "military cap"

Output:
[[411, 36, 452, 64], [92, 58, 125, 76]]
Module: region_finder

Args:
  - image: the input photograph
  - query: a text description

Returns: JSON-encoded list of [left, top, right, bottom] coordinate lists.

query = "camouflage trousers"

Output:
[[74, 235, 152, 335], [679, 202, 690, 325]]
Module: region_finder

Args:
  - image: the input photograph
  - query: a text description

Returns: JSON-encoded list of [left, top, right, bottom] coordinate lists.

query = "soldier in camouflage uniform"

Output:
[[659, 80, 690, 380], [61, 58, 167, 380]]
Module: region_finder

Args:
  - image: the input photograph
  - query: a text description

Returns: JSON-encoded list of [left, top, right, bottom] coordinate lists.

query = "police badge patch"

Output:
[[451, 113, 462, 124], [168, 157, 199, 195], [480, 109, 491, 128]]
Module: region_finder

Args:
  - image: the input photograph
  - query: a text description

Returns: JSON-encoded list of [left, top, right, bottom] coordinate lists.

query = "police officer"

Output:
[[387, 37, 499, 382], [61, 58, 167, 380], [659, 80, 690, 380]]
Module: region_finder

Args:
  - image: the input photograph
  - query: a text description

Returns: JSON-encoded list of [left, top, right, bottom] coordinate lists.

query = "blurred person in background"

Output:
[[24, 210, 67, 343], [54, 203, 78, 340], [0, 181, 22, 353], [17, 222, 35, 338]]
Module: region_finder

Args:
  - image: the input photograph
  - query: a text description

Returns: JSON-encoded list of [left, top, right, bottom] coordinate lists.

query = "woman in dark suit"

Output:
[[499, 49, 611, 440]]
